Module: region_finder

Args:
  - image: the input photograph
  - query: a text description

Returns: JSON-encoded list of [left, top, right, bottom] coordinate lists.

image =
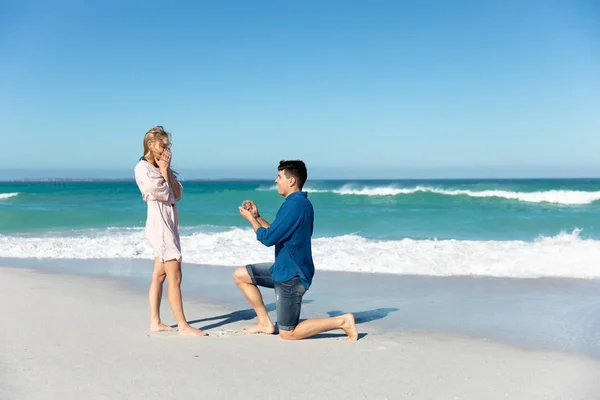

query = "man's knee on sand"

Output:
[[278, 328, 298, 340]]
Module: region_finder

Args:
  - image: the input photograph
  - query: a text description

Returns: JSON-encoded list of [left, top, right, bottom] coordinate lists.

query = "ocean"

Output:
[[1, 178, 600, 278]]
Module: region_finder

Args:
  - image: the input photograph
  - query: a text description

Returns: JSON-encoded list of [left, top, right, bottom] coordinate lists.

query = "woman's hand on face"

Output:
[[156, 149, 171, 171]]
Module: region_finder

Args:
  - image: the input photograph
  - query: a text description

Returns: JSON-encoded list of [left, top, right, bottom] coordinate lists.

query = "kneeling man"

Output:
[[234, 160, 358, 341]]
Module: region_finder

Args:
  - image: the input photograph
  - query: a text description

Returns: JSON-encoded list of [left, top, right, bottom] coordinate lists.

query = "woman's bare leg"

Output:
[[149, 258, 175, 332], [163, 259, 206, 336]]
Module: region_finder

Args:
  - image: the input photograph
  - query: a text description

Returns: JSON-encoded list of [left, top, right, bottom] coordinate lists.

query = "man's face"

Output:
[[275, 169, 293, 196]]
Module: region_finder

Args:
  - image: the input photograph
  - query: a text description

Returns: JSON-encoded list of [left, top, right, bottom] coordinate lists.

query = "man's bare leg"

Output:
[[163, 259, 207, 336], [279, 314, 358, 341], [148, 258, 176, 332], [232, 266, 275, 334]]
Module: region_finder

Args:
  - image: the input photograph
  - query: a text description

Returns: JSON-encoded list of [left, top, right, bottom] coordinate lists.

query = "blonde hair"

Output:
[[143, 125, 171, 156]]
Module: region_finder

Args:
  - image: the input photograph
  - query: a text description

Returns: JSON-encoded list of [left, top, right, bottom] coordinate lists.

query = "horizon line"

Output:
[[2, 176, 600, 183]]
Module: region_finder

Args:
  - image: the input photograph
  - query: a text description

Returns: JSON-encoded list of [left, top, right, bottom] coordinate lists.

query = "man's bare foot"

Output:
[[150, 322, 176, 332], [179, 325, 208, 337], [242, 321, 275, 335], [341, 313, 358, 341]]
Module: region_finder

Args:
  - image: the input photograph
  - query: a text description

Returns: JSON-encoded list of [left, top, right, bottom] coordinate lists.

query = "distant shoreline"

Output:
[[2, 177, 600, 183]]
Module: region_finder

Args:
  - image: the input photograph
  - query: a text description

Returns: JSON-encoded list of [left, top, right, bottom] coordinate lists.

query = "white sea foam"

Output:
[[364, 186, 600, 205], [1, 228, 599, 279], [257, 185, 277, 191], [270, 184, 600, 205], [0, 192, 19, 200], [429, 188, 600, 205]]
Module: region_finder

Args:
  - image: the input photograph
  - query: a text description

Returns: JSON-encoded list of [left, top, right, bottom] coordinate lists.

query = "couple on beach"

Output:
[[134, 126, 358, 341]]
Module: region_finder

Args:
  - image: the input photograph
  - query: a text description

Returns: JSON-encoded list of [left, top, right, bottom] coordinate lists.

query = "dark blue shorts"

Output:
[[245, 262, 307, 331]]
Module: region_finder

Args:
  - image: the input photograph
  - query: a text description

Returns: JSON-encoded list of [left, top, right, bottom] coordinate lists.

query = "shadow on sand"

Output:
[[327, 307, 399, 324], [184, 300, 314, 331], [180, 304, 396, 340]]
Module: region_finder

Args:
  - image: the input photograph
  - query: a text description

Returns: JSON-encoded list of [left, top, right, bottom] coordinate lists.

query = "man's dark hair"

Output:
[[278, 160, 307, 189]]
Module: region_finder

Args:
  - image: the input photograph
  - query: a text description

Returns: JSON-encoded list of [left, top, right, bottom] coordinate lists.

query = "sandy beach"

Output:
[[2, 265, 600, 400], [3, 0, 600, 397]]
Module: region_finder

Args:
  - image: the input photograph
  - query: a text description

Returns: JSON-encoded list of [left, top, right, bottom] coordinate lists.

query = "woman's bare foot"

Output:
[[179, 325, 208, 336], [150, 322, 176, 332], [341, 313, 358, 341], [242, 321, 275, 335]]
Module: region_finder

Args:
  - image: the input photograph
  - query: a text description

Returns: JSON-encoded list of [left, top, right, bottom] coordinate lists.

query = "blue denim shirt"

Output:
[[256, 191, 315, 289]]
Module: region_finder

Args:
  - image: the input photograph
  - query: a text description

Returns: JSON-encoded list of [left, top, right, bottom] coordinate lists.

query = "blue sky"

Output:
[[1, 0, 599, 179]]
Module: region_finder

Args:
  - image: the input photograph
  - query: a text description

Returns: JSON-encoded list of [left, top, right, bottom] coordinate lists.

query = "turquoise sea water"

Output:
[[2, 178, 600, 278]]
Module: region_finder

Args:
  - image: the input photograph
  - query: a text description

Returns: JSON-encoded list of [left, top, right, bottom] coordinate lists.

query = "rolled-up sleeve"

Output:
[[134, 164, 171, 202], [256, 203, 301, 247]]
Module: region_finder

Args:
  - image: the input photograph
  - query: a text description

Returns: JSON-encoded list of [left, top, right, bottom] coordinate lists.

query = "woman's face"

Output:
[[150, 138, 170, 158]]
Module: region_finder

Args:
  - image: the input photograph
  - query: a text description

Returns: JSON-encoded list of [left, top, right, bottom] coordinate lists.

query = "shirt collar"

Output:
[[286, 191, 307, 200]]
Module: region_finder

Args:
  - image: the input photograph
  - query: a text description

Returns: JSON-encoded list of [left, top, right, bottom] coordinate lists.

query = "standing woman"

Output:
[[134, 126, 205, 336]]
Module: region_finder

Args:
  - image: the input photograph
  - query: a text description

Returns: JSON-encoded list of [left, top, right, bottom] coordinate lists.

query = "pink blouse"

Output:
[[134, 160, 183, 262]]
